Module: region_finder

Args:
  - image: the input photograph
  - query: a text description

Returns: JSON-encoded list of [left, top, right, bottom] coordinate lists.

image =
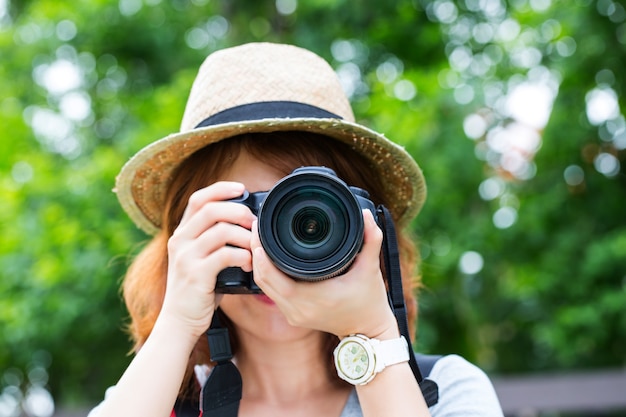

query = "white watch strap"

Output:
[[373, 335, 410, 371]]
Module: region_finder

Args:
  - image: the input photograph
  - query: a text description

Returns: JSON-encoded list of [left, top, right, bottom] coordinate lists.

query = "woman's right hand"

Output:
[[158, 181, 256, 339]]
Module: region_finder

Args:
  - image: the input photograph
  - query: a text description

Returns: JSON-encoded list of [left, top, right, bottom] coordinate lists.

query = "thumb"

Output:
[[360, 209, 384, 258]]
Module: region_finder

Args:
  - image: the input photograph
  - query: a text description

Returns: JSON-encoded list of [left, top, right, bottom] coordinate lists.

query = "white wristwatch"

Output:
[[333, 334, 409, 385]]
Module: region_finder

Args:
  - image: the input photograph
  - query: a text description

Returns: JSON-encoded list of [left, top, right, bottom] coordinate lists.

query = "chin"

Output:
[[221, 295, 321, 343]]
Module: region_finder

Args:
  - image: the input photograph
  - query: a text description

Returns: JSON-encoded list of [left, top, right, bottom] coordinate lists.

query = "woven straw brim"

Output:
[[115, 117, 426, 235]]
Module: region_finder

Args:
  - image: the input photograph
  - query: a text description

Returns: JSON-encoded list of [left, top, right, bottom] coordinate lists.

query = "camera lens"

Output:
[[258, 168, 364, 281], [273, 188, 348, 262]]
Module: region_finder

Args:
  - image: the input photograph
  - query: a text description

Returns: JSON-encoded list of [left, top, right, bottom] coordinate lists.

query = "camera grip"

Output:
[[216, 267, 262, 294]]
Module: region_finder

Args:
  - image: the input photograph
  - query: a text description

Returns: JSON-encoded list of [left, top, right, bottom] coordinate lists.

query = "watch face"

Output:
[[336, 340, 372, 382]]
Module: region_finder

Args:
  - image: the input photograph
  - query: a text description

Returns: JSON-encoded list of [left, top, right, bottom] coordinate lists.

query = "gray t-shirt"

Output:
[[340, 354, 503, 417]]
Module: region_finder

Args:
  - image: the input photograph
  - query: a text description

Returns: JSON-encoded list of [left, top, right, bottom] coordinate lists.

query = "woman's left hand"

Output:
[[250, 209, 399, 339]]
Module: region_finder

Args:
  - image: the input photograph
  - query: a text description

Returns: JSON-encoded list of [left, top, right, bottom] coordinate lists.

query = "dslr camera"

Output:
[[215, 166, 378, 294]]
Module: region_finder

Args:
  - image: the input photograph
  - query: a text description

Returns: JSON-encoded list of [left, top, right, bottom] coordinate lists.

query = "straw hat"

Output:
[[115, 42, 426, 235]]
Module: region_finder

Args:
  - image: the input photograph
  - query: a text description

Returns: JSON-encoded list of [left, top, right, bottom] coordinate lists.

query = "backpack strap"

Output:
[[414, 354, 443, 408], [414, 354, 443, 377]]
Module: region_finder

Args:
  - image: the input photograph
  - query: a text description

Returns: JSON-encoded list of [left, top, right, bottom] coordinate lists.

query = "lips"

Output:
[[254, 294, 276, 305]]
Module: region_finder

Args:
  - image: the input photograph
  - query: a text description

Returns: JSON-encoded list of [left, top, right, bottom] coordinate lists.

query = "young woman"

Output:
[[90, 42, 503, 417]]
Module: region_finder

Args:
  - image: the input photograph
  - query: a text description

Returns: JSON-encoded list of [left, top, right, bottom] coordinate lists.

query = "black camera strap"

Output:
[[200, 314, 242, 417], [377, 205, 439, 408], [197, 205, 437, 417]]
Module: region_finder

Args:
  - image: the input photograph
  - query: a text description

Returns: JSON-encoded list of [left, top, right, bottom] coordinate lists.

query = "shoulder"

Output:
[[340, 355, 503, 417], [428, 354, 504, 417]]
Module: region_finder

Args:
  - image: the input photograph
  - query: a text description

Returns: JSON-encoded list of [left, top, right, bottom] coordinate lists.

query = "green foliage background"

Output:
[[1, 0, 624, 409]]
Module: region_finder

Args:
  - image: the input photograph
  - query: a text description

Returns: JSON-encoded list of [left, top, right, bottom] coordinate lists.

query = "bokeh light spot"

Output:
[[594, 153, 621, 177], [336, 62, 362, 99], [563, 165, 585, 186], [432, 0, 458, 24], [506, 81, 555, 129], [459, 251, 485, 275], [119, 0, 142, 16], [586, 87, 620, 125], [276, 0, 297, 15], [34, 60, 82, 96], [530, 0, 552, 12], [555, 36, 577, 57], [479, 177, 506, 200], [493, 206, 518, 229], [331, 39, 357, 62], [496, 18, 521, 42], [12, 161, 34, 185], [185, 27, 209, 49], [59, 91, 91, 121], [376, 58, 402, 84], [464, 113, 488, 139], [56, 20, 77, 41], [394, 79, 417, 101], [449, 45, 472, 71]]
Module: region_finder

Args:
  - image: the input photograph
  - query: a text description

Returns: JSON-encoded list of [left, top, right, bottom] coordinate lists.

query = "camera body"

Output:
[[215, 166, 378, 294]]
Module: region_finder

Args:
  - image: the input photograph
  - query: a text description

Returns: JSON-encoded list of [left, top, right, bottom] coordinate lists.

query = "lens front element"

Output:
[[258, 168, 364, 281], [292, 206, 331, 247]]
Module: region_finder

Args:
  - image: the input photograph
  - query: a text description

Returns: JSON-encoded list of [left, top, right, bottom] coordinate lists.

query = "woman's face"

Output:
[[216, 149, 321, 344]]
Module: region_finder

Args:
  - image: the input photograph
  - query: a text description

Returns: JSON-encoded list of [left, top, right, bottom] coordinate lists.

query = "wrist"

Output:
[[367, 324, 401, 341], [340, 312, 400, 341], [151, 310, 207, 351]]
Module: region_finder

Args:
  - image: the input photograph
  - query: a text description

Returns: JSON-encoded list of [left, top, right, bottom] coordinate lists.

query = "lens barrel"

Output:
[[258, 167, 365, 281]]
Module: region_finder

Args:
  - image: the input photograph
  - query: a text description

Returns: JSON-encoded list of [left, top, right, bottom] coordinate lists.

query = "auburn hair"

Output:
[[122, 131, 422, 398]]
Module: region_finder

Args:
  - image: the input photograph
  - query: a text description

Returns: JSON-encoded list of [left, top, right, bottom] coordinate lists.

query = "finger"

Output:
[[175, 200, 255, 242], [194, 222, 254, 257], [179, 201, 256, 240], [249, 219, 261, 251], [179, 181, 246, 226], [249, 221, 295, 299], [201, 245, 253, 280], [167, 206, 252, 266], [340, 210, 384, 283]]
